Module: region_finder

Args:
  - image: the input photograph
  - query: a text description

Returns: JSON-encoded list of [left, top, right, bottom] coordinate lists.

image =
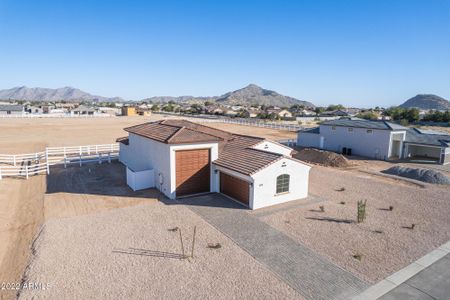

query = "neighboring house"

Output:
[[98, 107, 121, 116], [122, 106, 137, 116], [297, 119, 450, 164], [136, 107, 151, 116], [403, 128, 450, 164], [267, 109, 293, 118], [206, 106, 224, 115], [0, 105, 24, 115], [319, 110, 349, 117], [118, 119, 310, 209], [71, 106, 96, 115]]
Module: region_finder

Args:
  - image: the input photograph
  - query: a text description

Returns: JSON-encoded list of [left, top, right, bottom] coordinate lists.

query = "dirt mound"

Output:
[[294, 148, 351, 168], [383, 166, 450, 185]]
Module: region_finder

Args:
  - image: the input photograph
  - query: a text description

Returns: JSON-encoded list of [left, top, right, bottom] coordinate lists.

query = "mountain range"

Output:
[[144, 84, 316, 108], [0, 86, 123, 102], [399, 94, 450, 110]]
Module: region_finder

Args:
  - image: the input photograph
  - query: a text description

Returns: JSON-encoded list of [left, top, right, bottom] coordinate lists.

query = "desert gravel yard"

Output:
[[19, 202, 302, 300], [260, 166, 450, 283]]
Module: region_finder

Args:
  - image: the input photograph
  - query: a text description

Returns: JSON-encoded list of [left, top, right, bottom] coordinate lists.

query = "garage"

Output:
[[220, 172, 250, 206], [404, 143, 442, 163], [175, 149, 210, 197]]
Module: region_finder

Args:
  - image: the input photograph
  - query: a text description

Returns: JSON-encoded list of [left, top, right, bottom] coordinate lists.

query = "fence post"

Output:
[[79, 155, 82, 167], [0, 168, 2, 180], [96, 145, 98, 154], [98, 153, 102, 164], [25, 165, 29, 179], [45, 149, 50, 174], [13, 155, 16, 166], [64, 157, 67, 168], [108, 153, 111, 163]]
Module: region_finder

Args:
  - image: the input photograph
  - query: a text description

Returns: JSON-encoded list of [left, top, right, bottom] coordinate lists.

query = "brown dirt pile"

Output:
[[294, 148, 351, 168]]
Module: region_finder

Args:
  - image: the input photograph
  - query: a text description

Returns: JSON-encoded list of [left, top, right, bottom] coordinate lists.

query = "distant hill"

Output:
[[0, 86, 123, 102], [399, 94, 450, 110], [143, 84, 315, 108], [216, 84, 315, 108], [142, 95, 217, 104]]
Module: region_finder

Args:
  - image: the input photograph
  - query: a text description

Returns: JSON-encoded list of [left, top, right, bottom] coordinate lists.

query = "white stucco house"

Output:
[[297, 119, 450, 164], [118, 119, 311, 209]]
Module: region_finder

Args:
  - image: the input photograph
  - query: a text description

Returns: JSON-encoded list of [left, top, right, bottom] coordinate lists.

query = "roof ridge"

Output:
[[166, 126, 186, 142]]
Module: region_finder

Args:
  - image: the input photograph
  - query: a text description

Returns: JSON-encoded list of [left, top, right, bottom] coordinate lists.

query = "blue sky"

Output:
[[0, 0, 449, 107]]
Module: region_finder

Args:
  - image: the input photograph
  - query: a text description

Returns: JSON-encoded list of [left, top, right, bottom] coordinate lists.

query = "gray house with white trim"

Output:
[[297, 119, 450, 164], [0, 104, 24, 115]]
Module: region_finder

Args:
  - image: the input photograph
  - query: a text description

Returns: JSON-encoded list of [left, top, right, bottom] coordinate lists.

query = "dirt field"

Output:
[[261, 165, 450, 283], [0, 115, 297, 300], [18, 196, 301, 299], [0, 115, 295, 153]]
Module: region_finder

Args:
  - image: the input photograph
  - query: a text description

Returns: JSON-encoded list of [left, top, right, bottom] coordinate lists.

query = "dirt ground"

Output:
[[0, 115, 295, 153], [0, 116, 296, 300], [261, 165, 450, 283], [1, 115, 448, 298], [18, 201, 301, 299]]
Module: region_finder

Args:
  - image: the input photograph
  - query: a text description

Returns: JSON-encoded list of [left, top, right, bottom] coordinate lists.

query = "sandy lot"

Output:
[[18, 184, 301, 299], [0, 115, 295, 153], [0, 116, 297, 300], [260, 165, 450, 283]]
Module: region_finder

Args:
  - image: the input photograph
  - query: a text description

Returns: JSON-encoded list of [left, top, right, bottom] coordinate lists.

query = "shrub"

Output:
[[319, 205, 325, 212], [353, 253, 363, 261], [389, 206, 394, 211], [340, 201, 346, 205]]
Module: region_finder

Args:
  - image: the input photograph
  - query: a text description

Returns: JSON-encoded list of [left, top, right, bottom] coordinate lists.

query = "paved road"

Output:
[[379, 253, 450, 300], [181, 193, 368, 300]]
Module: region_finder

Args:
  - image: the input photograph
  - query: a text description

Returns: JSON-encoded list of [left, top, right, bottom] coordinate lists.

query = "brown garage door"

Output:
[[175, 149, 210, 197], [220, 172, 249, 206]]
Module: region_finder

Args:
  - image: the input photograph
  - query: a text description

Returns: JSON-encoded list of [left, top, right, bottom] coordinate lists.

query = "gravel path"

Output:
[[19, 202, 302, 299], [182, 194, 368, 300]]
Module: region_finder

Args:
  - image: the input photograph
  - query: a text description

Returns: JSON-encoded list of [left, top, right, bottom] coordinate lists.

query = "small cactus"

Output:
[[357, 200, 367, 223]]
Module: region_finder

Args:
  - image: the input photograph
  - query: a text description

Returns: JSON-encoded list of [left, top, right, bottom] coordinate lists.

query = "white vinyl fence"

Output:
[[0, 113, 113, 118], [0, 143, 119, 180], [156, 112, 302, 131]]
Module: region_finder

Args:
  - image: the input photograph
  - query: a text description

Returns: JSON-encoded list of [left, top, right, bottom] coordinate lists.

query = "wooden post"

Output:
[[64, 157, 67, 168], [25, 165, 29, 179], [79, 155, 82, 167], [191, 226, 196, 258], [98, 153, 102, 164], [179, 228, 185, 259], [13, 155, 16, 166], [108, 153, 111, 163]]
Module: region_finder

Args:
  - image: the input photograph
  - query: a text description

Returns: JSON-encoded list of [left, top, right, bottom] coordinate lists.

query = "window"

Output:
[[276, 174, 290, 194], [348, 128, 353, 132], [367, 129, 373, 134]]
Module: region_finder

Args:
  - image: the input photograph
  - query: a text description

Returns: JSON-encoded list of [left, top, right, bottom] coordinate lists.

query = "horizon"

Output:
[[1, 0, 449, 107], [0, 84, 447, 109]]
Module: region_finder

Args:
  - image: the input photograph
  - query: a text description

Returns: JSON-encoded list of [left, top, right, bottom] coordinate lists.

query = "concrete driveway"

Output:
[[180, 193, 368, 300]]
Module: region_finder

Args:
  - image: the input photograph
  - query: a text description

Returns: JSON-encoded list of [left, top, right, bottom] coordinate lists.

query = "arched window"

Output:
[[276, 174, 290, 194]]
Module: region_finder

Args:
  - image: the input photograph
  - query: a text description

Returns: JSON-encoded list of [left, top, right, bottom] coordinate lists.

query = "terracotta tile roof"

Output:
[[122, 119, 295, 175], [213, 147, 283, 175], [124, 120, 223, 144]]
